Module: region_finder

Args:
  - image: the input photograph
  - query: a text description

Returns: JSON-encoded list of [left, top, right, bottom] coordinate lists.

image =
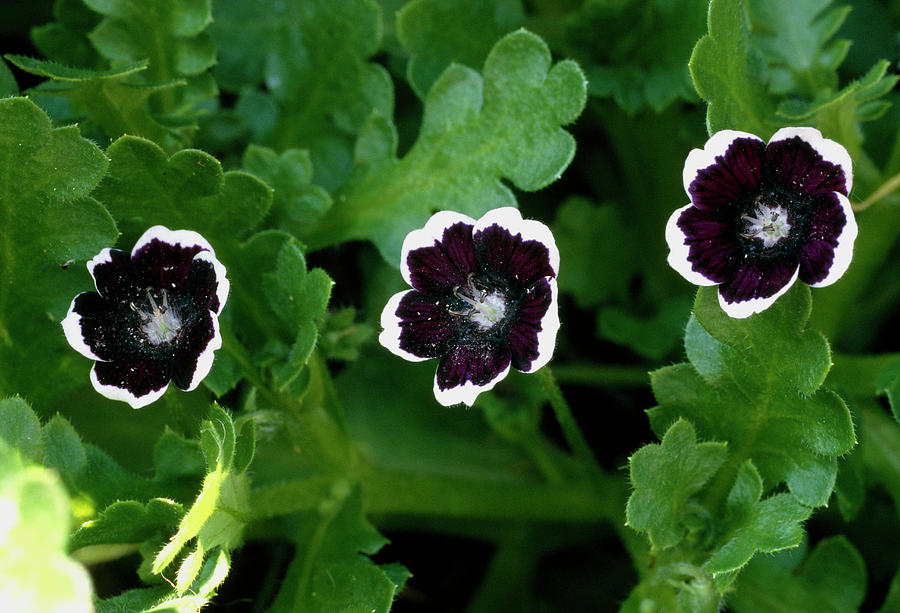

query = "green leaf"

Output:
[[745, 0, 850, 97], [241, 144, 333, 234], [83, 0, 215, 117], [396, 0, 525, 98], [0, 437, 94, 612], [42, 415, 88, 490], [211, 0, 393, 191], [650, 285, 854, 508], [876, 359, 900, 425], [69, 498, 184, 551], [6, 55, 190, 151], [597, 298, 691, 361], [152, 428, 205, 483], [30, 0, 102, 69], [311, 29, 587, 264], [704, 460, 810, 581], [0, 97, 117, 411], [626, 419, 728, 550], [261, 241, 334, 389], [0, 57, 17, 96], [0, 396, 44, 463], [619, 562, 719, 613], [728, 536, 866, 613], [689, 0, 778, 135], [268, 486, 405, 613], [317, 307, 374, 363]]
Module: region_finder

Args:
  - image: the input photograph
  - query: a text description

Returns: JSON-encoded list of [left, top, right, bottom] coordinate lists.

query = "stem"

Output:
[[537, 367, 601, 472], [853, 172, 900, 212], [551, 362, 651, 388]]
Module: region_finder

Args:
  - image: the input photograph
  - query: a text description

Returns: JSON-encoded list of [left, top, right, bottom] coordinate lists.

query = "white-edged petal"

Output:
[[185, 314, 222, 391], [809, 193, 858, 288], [90, 367, 168, 409], [518, 278, 560, 374], [433, 362, 511, 407], [665, 203, 720, 287], [86, 247, 117, 287], [472, 207, 560, 275], [193, 250, 230, 315], [378, 290, 431, 363], [133, 225, 217, 257], [769, 127, 853, 194], [717, 266, 800, 319], [61, 294, 104, 361], [400, 211, 477, 286], [682, 130, 763, 197]]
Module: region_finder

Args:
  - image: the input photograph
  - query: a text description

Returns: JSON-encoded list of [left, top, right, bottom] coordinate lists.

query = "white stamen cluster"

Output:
[[131, 289, 182, 344], [742, 202, 791, 248], [451, 274, 507, 330]]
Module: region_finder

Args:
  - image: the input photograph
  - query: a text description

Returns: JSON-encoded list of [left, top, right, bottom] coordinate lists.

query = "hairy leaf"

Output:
[[397, 0, 525, 98], [0, 97, 117, 411], [30, 0, 102, 69], [650, 285, 854, 508], [69, 498, 184, 551], [309, 29, 587, 264], [0, 397, 44, 464], [627, 419, 727, 550]]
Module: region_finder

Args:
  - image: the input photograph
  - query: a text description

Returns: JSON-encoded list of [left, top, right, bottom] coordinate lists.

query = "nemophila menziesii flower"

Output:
[[665, 127, 857, 318], [379, 207, 560, 406], [62, 226, 229, 408]]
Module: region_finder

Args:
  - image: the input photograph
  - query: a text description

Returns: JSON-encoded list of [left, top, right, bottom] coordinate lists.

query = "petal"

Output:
[[473, 207, 558, 291], [508, 277, 559, 373], [718, 259, 800, 319], [801, 193, 857, 287], [62, 292, 112, 361], [665, 203, 733, 286], [172, 312, 221, 391], [91, 357, 172, 408], [131, 226, 211, 292], [401, 211, 478, 296], [185, 251, 230, 315], [433, 341, 512, 407], [88, 248, 142, 303], [684, 131, 766, 211], [379, 290, 459, 362], [768, 127, 852, 196]]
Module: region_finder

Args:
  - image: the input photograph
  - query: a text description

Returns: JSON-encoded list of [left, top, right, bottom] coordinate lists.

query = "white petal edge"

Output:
[[683, 130, 763, 198], [809, 193, 858, 288], [193, 250, 230, 315], [90, 366, 168, 409], [472, 207, 561, 276], [86, 247, 117, 287], [132, 225, 217, 258], [378, 290, 432, 363], [185, 313, 223, 391], [665, 203, 720, 287], [518, 277, 560, 374], [433, 362, 511, 407], [400, 211, 477, 286], [717, 266, 800, 319], [769, 127, 853, 195], [61, 294, 104, 361]]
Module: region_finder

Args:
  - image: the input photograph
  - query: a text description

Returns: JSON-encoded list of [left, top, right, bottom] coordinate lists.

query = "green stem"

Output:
[[537, 367, 602, 473], [853, 172, 900, 212], [551, 362, 651, 388]]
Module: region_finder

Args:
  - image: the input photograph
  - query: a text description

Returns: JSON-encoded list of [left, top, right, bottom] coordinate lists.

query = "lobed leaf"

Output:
[[0, 97, 117, 412], [0, 397, 44, 464], [309, 29, 587, 264], [626, 419, 727, 550]]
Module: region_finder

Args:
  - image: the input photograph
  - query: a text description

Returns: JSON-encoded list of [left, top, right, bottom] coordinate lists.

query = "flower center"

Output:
[[131, 288, 182, 345], [741, 200, 791, 248], [451, 273, 507, 330]]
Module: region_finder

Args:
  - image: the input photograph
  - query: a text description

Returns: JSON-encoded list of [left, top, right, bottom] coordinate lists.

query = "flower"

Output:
[[379, 207, 560, 406], [62, 226, 229, 408], [665, 127, 857, 318]]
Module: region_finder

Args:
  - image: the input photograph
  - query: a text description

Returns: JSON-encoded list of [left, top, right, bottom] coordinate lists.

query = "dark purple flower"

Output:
[[379, 208, 560, 406], [666, 127, 857, 318], [62, 226, 229, 408]]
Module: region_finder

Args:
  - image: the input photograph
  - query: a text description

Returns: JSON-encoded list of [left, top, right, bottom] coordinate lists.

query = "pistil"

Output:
[[450, 273, 507, 330], [741, 200, 791, 248], [131, 288, 182, 344]]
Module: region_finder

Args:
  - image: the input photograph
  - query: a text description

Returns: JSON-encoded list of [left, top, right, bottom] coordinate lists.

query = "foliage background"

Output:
[[1, 0, 899, 611]]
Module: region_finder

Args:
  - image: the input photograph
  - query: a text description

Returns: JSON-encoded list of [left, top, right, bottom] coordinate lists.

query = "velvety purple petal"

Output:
[[677, 206, 741, 284], [88, 248, 142, 304], [799, 193, 855, 286], [91, 357, 172, 408], [719, 255, 800, 305], [170, 313, 217, 390], [434, 341, 512, 406], [507, 278, 554, 372], [63, 292, 132, 361], [474, 223, 556, 291], [405, 221, 478, 296], [766, 135, 849, 200], [688, 136, 766, 211], [132, 237, 205, 292], [395, 291, 461, 359], [181, 256, 222, 314]]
